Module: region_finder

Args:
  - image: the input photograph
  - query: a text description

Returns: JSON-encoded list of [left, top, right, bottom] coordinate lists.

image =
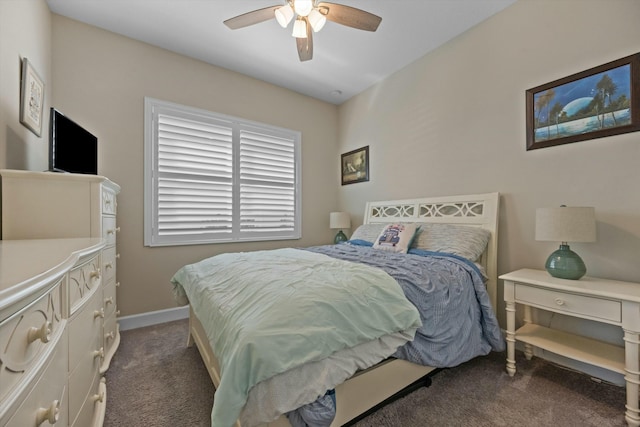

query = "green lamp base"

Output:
[[334, 230, 348, 244], [545, 243, 586, 280]]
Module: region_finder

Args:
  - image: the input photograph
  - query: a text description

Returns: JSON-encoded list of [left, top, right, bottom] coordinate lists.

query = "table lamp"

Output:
[[330, 212, 351, 244], [535, 206, 596, 280]]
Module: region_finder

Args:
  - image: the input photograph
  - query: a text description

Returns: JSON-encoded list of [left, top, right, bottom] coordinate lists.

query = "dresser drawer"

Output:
[[102, 216, 117, 247], [0, 280, 64, 405], [101, 311, 120, 374], [103, 280, 117, 319], [102, 246, 117, 285], [104, 312, 119, 353], [69, 332, 102, 425], [68, 254, 102, 315], [515, 283, 621, 322], [1, 331, 69, 427], [71, 366, 102, 427], [102, 188, 117, 215], [68, 288, 104, 371]]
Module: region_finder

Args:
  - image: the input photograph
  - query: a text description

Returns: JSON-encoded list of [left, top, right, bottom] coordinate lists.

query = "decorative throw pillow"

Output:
[[372, 223, 418, 254], [411, 223, 491, 261], [349, 223, 387, 243]]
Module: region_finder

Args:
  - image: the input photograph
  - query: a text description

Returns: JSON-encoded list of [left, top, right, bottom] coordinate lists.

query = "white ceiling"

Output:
[[46, 0, 516, 105]]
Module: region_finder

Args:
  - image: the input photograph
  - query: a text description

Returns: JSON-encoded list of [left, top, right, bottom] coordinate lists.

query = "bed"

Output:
[[171, 192, 504, 427]]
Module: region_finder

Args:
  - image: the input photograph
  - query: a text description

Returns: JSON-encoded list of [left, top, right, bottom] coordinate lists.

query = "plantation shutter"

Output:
[[144, 98, 301, 247], [239, 127, 296, 236], [156, 113, 234, 243]]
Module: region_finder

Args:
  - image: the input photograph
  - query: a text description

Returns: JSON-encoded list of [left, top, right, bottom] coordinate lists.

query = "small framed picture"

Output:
[[20, 58, 45, 137], [341, 145, 369, 185]]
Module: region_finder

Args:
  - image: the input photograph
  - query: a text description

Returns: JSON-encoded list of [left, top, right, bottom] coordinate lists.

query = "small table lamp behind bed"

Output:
[[330, 212, 351, 244]]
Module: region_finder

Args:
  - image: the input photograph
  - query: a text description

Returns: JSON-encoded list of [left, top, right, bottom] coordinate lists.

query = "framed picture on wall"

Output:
[[526, 52, 640, 150], [341, 145, 369, 185], [20, 58, 45, 137]]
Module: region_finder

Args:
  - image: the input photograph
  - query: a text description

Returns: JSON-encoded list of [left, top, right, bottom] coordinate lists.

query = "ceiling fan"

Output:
[[223, 1, 382, 62]]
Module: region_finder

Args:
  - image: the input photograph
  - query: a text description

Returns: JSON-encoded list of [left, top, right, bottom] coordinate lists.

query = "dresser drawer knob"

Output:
[[116, 310, 121, 316], [555, 298, 565, 306], [116, 282, 121, 288], [93, 347, 105, 359], [115, 226, 121, 233], [92, 391, 105, 403], [105, 331, 115, 341], [116, 253, 121, 259], [94, 308, 105, 319], [28, 321, 52, 344], [90, 269, 101, 279], [36, 400, 59, 425], [105, 297, 114, 306]]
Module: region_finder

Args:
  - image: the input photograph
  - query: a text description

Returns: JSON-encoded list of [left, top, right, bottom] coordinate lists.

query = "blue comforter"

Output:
[[304, 244, 505, 366]]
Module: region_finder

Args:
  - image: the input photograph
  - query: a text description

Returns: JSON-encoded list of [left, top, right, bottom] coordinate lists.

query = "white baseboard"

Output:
[[118, 305, 189, 331]]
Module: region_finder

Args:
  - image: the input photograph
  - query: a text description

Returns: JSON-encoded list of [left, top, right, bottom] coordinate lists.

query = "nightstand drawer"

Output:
[[515, 283, 621, 323]]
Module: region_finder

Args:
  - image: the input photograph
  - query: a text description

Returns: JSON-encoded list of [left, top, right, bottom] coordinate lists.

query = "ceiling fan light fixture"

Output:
[[293, 0, 313, 17], [308, 8, 326, 32], [292, 18, 307, 38], [224, 1, 382, 62], [275, 4, 294, 28]]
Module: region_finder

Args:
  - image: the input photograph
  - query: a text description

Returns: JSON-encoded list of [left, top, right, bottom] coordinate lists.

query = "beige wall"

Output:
[[338, 0, 640, 382], [0, 0, 52, 170], [4, 0, 640, 382], [50, 16, 339, 316]]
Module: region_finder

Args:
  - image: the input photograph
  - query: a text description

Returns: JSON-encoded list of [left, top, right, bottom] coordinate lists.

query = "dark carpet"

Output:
[[104, 319, 626, 426]]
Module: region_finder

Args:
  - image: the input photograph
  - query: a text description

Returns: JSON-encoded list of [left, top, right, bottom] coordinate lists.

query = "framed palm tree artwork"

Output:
[[526, 52, 640, 150]]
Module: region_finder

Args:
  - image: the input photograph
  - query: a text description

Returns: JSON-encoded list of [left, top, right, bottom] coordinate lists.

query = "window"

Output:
[[144, 98, 301, 246]]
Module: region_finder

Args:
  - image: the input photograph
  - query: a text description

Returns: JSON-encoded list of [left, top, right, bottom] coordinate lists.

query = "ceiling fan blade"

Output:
[[296, 18, 313, 62], [318, 2, 382, 31], [224, 5, 280, 30]]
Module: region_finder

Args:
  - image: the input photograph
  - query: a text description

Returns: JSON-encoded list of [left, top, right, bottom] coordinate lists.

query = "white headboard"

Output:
[[363, 192, 500, 311]]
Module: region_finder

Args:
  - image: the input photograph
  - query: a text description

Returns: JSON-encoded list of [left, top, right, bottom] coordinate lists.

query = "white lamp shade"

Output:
[[535, 206, 596, 243], [275, 4, 294, 28], [330, 212, 351, 229], [294, 0, 313, 16], [308, 8, 326, 32], [292, 19, 307, 38]]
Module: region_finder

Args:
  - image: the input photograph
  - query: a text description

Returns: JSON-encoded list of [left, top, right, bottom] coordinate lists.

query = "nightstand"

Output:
[[501, 268, 640, 426]]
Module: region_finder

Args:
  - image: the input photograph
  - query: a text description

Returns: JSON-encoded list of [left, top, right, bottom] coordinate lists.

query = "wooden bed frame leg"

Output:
[[422, 376, 432, 388], [187, 311, 195, 347]]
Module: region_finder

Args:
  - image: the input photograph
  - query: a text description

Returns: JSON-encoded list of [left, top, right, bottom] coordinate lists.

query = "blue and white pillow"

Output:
[[372, 223, 419, 254]]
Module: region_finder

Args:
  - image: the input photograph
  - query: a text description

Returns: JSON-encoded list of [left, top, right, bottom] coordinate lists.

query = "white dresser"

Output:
[[0, 170, 121, 427]]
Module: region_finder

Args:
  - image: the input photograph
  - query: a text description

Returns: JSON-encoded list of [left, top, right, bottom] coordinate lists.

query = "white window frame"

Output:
[[144, 97, 302, 247]]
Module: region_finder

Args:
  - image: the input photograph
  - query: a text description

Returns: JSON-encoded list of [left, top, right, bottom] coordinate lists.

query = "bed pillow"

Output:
[[372, 223, 419, 254], [349, 223, 386, 243], [411, 223, 491, 261]]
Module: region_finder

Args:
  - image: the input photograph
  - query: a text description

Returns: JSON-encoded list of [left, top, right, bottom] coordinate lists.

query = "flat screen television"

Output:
[[49, 108, 98, 175]]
